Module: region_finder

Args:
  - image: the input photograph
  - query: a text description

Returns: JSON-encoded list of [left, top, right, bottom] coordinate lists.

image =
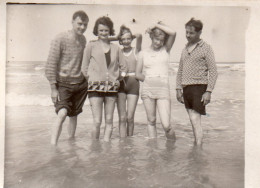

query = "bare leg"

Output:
[[67, 116, 77, 139], [117, 93, 127, 138], [126, 94, 139, 136], [51, 108, 67, 145], [143, 98, 157, 138], [89, 97, 103, 139], [187, 109, 203, 145], [103, 96, 117, 142], [157, 99, 176, 140]]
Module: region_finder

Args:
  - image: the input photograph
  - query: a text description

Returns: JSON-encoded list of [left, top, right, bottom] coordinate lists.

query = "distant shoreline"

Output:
[[6, 61, 245, 64]]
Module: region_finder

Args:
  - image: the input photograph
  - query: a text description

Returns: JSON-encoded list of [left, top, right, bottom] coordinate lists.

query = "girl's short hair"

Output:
[[118, 25, 133, 45], [185, 18, 203, 32], [150, 28, 169, 45], [93, 16, 115, 36]]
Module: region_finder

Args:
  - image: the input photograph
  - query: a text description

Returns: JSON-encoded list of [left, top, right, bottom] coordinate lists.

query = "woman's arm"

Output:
[[108, 35, 119, 42], [133, 33, 142, 54], [135, 52, 145, 82], [154, 22, 176, 53], [118, 46, 127, 77], [81, 42, 92, 79]]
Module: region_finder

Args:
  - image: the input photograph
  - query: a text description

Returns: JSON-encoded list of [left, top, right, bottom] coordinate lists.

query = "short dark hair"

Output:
[[93, 16, 115, 36], [118, 25, 133, 45], [185, 18, 203, 32], [72, 10, 89, 22]]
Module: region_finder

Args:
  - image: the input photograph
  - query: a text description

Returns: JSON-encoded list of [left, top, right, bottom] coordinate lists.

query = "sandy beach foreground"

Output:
[[5, 62, 244, 188]]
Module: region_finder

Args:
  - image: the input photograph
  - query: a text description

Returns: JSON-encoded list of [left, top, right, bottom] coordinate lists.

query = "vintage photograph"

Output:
[[3, 2, 250, 187]]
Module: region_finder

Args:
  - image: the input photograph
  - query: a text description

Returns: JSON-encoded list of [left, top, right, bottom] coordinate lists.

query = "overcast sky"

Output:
[[6, 4, 250, 63]]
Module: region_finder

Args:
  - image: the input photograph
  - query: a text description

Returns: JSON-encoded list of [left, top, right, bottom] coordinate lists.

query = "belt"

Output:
[[126, 72, 136, 76]]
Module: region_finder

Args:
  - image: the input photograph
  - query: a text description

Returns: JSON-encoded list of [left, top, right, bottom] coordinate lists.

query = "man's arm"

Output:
[[135, 52, 145, 82], [201, 45, 218, 106], [45, 36, 61, 104], [81, 42, 92, 79], [205, 45, 218, 92], [176, 53, 184, 104]]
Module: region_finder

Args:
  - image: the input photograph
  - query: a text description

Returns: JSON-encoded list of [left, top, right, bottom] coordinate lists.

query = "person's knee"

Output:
[[105, 117, 113, 124], [164, 125, 172, 132], [119, 114, 127, 122], [93, 118, 102, 128], [57, 108, 67, 120], [127, 116, 134, 124], [188, 109, 201, 122], [147, 116, 156, 126], [161, 118, 171, 131]]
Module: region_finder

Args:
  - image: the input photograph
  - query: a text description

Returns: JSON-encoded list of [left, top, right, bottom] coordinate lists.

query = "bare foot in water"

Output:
[[165, 127, 176, 140]]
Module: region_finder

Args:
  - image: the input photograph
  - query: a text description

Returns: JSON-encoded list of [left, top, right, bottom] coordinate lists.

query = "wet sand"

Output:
[[5, 63, 244, 188]]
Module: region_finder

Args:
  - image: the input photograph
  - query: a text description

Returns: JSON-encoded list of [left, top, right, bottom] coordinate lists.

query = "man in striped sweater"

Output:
[[176, 18, 218, 146], [45, 11, 89, 145]]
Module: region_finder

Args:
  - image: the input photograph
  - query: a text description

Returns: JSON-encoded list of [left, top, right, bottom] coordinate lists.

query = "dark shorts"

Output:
[[88, 91, 118, 98], [183, 84, 207, 115], [55, 79, 88, 117], [118, 76, 140, 95]]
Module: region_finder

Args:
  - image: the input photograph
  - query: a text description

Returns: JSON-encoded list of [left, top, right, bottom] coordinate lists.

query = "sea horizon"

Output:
[[6, 61, 245, 64]]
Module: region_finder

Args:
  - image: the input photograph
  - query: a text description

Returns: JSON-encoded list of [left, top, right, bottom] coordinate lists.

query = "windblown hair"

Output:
[[118, 25, 133, 45], [185, 18, 203, 32]]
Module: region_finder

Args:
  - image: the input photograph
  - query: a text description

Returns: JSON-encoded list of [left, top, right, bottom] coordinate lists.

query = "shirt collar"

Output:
[[186, 39, 204, 48]]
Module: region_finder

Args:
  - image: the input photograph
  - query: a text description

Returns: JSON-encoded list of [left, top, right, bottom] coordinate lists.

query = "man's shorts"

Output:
[[55, 79, 88, 117], [118, 76, 140, 95], [183, 84, 207, 115]]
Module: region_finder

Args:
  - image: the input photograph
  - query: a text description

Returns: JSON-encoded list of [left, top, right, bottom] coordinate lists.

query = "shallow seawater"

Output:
[[5, 62, 244, 188]]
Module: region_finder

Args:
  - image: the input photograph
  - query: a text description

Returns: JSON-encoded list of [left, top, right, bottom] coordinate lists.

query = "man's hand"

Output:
[[176, 89, 184, 104], [50, 84, 59, 104], [201, 91, 211, 106]]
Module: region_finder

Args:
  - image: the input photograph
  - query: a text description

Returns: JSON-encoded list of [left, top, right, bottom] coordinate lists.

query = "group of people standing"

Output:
[[45, 10, 217, 146]]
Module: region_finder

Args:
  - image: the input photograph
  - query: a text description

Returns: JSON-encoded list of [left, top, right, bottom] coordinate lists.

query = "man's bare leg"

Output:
[[51, 108, 67, 145], [187, 109, 203, 145], [68, 116, 77, 139]]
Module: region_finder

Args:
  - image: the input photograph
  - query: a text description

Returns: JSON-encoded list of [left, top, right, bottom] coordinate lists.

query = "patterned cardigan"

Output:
[[176, 40, 218, 92]]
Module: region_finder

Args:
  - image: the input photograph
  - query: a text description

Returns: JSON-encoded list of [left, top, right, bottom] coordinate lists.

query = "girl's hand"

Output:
[[118, 72, 126, 81], [145, 27, 152, 34], [89, 39, 97, 43], [145, 24, 156, 34], [157, 21, 165, 25]]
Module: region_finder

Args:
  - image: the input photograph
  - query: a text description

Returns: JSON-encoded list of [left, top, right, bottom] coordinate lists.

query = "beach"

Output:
[[4, 61, 244, 188]]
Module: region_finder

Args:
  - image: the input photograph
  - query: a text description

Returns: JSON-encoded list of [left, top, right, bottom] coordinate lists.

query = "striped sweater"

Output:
[[45, 30, 86, 84]]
